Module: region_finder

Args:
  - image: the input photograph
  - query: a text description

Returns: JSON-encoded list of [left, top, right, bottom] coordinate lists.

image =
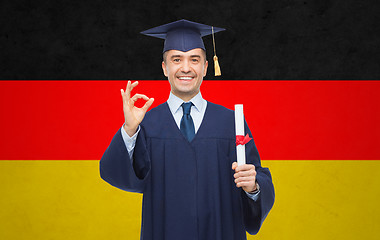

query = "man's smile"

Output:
[[177, 76, 195, 81]]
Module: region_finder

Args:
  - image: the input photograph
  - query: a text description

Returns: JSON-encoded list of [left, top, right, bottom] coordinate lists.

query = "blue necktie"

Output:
[[180, 102, 195, 141]]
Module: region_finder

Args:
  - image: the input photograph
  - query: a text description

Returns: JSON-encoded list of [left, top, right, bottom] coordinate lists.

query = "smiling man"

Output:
[[100, 20, 275, 240], [163, 48, 207, 102]]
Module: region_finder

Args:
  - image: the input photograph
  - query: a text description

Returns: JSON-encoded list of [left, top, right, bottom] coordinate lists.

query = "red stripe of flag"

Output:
[[0, 80, 379, 160]]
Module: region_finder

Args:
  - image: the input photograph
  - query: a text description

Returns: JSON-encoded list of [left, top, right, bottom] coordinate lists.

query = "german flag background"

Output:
[[1, 1, 380, 240], [1, 80, 379, 239]]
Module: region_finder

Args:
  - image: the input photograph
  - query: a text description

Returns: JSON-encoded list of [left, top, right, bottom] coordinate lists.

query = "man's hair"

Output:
[[163, 49, 207, 63]]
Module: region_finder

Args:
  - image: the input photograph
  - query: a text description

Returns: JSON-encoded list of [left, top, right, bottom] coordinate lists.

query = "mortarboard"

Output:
[[141, 19, 225, 76]]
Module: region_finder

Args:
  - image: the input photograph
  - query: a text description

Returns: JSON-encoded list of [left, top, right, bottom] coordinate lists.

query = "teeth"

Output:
[[178, 77, 193, 80]]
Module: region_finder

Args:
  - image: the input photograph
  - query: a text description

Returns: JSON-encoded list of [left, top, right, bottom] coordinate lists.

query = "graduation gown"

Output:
[[100, 101, 275, 240]]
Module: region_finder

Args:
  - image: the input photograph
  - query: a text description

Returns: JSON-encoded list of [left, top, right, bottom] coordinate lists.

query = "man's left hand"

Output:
[[232, 162, 257, 193]]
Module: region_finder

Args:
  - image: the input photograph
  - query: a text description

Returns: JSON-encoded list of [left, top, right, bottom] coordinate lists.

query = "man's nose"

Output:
[[181, 59, 191, 73]]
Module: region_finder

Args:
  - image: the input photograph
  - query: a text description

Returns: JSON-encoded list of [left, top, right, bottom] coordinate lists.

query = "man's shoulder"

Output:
[[149, 102, 168, 112], [144, 102, 168, 117], [141, 102, 170, 125], [202, 101, 235, 132], [206, 101, 234, 116], [140, 102, 179, 138]]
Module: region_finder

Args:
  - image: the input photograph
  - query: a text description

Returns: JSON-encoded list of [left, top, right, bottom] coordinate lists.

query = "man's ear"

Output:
[[162, 61, 168, 77], [203, 60, 208, 77]]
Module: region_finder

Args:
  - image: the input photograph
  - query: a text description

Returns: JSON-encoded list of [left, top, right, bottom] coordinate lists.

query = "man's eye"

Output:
[[173, 58, 180, 62], [191, 58, 199, 63]]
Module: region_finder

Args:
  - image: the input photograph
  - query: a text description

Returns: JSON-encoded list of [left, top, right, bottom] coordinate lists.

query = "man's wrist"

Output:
[[123, 124, 138, 137], [245, 182, 260, 201], [249, 182, 260, 194]]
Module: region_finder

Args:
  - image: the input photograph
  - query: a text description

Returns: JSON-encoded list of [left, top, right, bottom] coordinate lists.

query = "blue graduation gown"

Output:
[[100, 102, 275, 240]]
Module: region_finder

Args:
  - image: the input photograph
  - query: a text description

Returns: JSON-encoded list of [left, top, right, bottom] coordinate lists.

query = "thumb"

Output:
[[232, 162, 238, 170]]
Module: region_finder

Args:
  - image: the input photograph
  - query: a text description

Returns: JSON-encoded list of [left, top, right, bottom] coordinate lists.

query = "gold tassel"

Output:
[[212, 26, 221, 76], [213, 55, 221, 76]]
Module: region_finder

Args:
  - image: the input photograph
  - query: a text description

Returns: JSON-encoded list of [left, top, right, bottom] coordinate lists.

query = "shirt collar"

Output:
[[167, 92, 205, 114]]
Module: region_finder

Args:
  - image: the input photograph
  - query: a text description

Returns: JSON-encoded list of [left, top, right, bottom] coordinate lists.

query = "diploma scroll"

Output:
[[235, 104, 245, 166]]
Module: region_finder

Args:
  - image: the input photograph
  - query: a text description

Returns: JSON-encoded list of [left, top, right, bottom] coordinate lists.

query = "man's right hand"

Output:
[[121, 81, 154, 137]]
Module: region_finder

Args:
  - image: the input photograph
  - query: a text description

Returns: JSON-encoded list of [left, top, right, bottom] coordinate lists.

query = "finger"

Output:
[[130, 93, 150, 102], [125, 81, 132, 100], [126, 81, 139, 101], [234, 176, 256, 184], [121, 89, 130, 107], [234, 169, 256, 178], [236, 164, 255, 171], [235, 164, 255, 172], [129, 81, 139, 92], [232, 162, 238, 170], [120, 89, 126, 101], [236, 181, 255, 188], [141, 98, 155, 112]]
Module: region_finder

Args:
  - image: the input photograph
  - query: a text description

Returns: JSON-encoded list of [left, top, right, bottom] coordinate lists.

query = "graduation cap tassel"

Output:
[[213, 56, 221, 77], [212, 26, 221, 76]]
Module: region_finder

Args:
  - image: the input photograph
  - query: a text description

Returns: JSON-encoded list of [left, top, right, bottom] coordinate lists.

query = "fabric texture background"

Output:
[[1, 0, 379, 80]]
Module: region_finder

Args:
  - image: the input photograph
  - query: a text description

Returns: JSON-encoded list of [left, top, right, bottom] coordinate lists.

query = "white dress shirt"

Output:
[[166, 91, 207, 133]]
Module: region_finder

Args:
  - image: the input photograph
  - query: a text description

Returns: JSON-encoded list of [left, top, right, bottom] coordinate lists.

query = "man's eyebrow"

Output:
[[170, 54, 201, 59]]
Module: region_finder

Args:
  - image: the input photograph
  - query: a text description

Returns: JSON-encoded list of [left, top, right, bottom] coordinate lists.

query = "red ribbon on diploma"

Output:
[[236, 134, 252, 146]]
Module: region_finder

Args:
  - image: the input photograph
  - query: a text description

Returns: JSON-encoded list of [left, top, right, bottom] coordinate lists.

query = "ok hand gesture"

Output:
[[121, 81, 154, 136]]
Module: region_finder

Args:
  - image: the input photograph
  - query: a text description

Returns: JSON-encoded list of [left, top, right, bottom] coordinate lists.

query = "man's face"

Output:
[[162, 48, 208, 101]]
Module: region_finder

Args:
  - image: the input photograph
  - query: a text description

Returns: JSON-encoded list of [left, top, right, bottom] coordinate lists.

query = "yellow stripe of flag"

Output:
[[1, 160, 379, 239]]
